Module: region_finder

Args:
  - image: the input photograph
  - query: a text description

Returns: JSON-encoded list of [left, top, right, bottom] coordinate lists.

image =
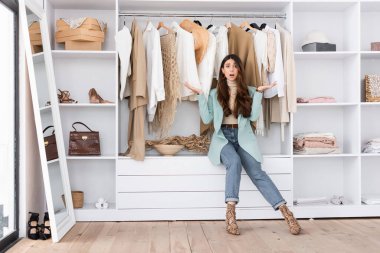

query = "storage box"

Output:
[[65, 41, 102, 51], [31, 45, 43, 54], [371, 42, 380, 51], [55, 28, 105, 43], [28, 21, 41, 34], [56, 18, 106, 32], [302, 42, 336, 52], [365, 75, 380, 102]]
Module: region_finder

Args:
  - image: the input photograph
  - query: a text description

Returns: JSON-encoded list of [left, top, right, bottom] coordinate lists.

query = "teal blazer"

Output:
[[197, 87, 263, 166]]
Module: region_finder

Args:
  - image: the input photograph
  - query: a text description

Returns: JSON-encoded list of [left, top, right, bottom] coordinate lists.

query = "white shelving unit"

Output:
[[42, 0, 380, 221]]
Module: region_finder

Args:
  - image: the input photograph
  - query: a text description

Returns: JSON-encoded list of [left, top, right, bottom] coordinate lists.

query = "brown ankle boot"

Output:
[[279, 205, 301, 235], [226, 203, 240, 235]]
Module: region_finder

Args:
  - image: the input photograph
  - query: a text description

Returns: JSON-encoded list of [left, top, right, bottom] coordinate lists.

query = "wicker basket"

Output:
[[365, 75, 380, 102], [62, 191, 84, 209]]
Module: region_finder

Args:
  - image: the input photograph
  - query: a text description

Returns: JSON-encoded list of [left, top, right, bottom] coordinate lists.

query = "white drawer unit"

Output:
[[117, 191, 293, 209], [115, 157, 293, 218]]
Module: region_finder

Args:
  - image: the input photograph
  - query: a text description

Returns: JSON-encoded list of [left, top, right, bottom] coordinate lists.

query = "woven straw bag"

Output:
[[365, 75, 380, 102], [62, 191, 84, 208]]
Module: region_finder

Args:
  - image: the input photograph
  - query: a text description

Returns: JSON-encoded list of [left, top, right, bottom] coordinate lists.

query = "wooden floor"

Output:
[[7, 219, 380, 253]]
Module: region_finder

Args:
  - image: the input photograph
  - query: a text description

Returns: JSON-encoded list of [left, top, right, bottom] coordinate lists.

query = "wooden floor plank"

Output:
[[148, 222, 170, 253], [7, 219, 380, 253], [169, 221, 192, 253], [186, 221, 212, 253], [200, 221, 235, 253]]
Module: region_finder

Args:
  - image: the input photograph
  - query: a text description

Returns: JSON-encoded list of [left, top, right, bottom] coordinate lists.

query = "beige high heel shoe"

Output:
[[89, 88, 112, 104], [279, 204, 302, 235], [226, 203, 240, 235]]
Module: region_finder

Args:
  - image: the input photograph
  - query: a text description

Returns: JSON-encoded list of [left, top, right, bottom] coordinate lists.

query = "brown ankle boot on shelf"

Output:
[[279, 205, 301, 235], [226, 203, 240, 235], [89, 88, 112, 104]]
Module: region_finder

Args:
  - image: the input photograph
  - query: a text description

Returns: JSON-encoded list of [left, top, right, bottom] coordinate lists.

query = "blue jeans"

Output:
[[220, 127, 286, 210]]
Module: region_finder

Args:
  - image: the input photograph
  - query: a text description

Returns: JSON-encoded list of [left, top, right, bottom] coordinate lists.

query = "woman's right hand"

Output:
[[184, 82, 203, 95]]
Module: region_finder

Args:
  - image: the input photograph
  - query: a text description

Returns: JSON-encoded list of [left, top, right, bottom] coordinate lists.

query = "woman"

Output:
[[185, 54, 301, 235]]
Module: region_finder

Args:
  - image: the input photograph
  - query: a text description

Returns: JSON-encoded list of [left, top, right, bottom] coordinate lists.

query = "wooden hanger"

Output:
[[157, 21, 174, 33], [240, 20, 257, 32]]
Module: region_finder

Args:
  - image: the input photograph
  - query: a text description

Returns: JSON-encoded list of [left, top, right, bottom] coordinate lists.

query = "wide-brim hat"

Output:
[[302, 30, 331, 46]]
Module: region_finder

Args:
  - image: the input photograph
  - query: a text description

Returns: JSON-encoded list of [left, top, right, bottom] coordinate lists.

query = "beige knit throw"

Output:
[[146, 134, 210, 154], [152, 32, 181, 137]]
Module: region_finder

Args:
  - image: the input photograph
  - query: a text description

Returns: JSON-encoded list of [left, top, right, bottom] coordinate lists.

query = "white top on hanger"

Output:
[[115, 26, 132, 100]]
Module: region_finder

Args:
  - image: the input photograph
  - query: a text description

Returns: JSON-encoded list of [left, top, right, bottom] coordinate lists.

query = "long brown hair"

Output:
[[217, 54, 252, 118]]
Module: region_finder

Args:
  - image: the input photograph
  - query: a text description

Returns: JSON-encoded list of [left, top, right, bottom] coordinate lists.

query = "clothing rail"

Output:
[[118, 12, 286, 19]]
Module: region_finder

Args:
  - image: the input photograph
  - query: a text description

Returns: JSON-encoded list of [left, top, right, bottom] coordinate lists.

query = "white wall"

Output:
[[0, 2, 15, 236]]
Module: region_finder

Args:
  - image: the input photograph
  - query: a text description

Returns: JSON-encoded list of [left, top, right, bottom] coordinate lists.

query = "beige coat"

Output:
[[126, 20, 148, 160], [276, 23, 297, 113], [228, 23, 261, 88]]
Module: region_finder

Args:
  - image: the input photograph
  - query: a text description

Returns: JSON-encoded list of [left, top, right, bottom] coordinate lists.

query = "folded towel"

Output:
[[362, 195, 380, 205], [294, 197, 329, 205]]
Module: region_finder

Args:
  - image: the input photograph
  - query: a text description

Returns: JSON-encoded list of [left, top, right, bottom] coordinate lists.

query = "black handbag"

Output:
[[43, 126, 58, 161]]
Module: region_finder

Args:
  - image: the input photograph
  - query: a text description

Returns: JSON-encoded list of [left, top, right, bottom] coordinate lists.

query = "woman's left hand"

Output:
[[257, 81, 277, 92]]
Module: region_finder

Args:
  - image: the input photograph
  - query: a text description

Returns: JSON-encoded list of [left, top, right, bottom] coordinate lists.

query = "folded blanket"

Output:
[[362, 195, 380, 205], [294, 132, 335, 138], [294, 147, 340, 155], [297, 96, 336, 103], [294, 137, 337, 149], [362, 138, 380, 153], [294, 197, 329, 205]]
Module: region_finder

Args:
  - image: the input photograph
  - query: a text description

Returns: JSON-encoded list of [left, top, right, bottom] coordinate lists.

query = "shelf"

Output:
[[47, 158, 59, 164], [294, 51, 358, 59], [118, 154, 292, 160], [46, 0, 115, 10], [67, 156, 115, 160], [32, 52, 45, 63], [40, 105, 52, 112], [361, 153, 380, 157], [76, 202, 116, 210], [52, 50, 117, 59], [59, 103, 116, 108], [361, 1, 380, 12], [120, 1, 289, 12], [297, 103, 357, 107], [361, 51, 380, 59], [293, 1, 357, 12], [361, 102, 380, 106], [293, 154, 358, 158]]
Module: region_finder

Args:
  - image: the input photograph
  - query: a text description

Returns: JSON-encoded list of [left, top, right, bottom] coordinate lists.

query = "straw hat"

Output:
[[180, 19, 209, 64], [302, 30, 331, 46]]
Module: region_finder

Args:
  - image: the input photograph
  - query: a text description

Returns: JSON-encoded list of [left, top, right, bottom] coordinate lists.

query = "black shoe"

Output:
[[39, 212, 51, 240], [27, 212, 40, 240]]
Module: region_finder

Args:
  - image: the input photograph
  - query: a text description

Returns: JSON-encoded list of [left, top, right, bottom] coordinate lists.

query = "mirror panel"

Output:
[[21, 0, 75, 242]]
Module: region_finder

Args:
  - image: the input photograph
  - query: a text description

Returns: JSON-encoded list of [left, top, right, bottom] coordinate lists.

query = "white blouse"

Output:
[[115, 26, 132, 100], [143, 22, 165, 122], [264, 26, 285, 99], [197, 31, 216, 99], [252, 30, 268, 80], [171, 21, 201, 100], [209, 25, 228, 79]]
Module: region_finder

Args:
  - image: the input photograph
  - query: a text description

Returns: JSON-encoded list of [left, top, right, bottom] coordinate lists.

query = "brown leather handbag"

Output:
[[43, 126, 58, 161], [68, 122, 101, 156]]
